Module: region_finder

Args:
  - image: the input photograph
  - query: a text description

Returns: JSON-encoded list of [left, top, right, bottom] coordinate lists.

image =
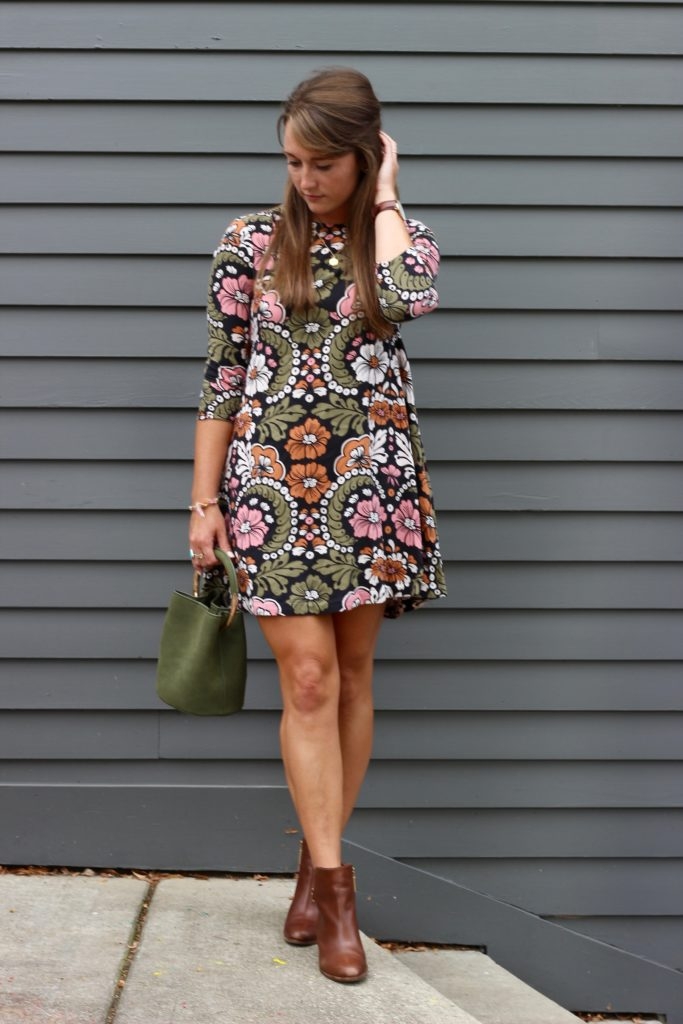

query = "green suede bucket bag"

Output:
[[156, 548, 246, 715]]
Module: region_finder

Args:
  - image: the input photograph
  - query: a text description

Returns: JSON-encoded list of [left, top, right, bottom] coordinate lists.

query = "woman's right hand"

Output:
[[189, 504, 233, 571]]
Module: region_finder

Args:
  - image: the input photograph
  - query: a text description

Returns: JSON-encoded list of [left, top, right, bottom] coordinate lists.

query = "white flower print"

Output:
[[394, 430, 416, 470], [369, 428, 388, 468], [245, 352, 273, 395], [351, 342, 390, 386]]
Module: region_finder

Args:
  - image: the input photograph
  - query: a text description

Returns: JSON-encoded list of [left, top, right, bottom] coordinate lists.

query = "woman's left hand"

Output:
[[376, 130, 399, 199]]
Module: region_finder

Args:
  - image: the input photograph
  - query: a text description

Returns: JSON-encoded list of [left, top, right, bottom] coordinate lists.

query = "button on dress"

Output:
[[197, 207, 447, 618]]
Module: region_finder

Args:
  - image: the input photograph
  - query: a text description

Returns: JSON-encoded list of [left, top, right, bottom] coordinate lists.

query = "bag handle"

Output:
[[193, 548, 240, 627]]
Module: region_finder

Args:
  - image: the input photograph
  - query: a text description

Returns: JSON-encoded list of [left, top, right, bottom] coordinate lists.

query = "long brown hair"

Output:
[[263, 68, 390, 338]]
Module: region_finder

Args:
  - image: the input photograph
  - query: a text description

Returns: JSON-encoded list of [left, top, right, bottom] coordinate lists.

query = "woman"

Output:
[[189, 67, 446, 983]]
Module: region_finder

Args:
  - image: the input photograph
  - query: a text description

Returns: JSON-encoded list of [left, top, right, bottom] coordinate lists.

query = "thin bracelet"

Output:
[[188, 497, 220, 518]]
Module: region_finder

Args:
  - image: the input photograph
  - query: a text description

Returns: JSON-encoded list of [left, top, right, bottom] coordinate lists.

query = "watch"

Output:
[[372, 199, 406, 221]]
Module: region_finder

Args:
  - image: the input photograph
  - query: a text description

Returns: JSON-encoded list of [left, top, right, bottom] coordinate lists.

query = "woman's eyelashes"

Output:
[[285, 159, 333, 171]]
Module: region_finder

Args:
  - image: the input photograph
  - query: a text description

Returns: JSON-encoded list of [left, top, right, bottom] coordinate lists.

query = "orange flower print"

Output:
[[233, 407, 253, 438], [286, 463, 331, 503], [285, 418, 331, 460], [369, 553, 409, 588], [368, 398, 391, 426], [251, 444, 285, 481], [392, 402, 410, 430], [419, 496, 438, 543], [335, 436, 371, 475]]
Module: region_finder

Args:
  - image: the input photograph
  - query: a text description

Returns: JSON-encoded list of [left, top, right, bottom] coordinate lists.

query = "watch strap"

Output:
[[372, 199, 405, 220]]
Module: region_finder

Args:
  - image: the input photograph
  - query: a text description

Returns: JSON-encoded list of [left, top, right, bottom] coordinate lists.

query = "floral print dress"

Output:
[[197, 207, 447, 618]]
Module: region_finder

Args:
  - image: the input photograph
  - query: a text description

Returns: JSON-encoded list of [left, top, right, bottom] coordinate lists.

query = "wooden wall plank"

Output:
[[4, 409, 683, 462], [1, 608, 682, 660], [4, 154, 683, 205], [2, 658, 682, 711], [4, 103, 683, 157], [6, 206, 683, 258], [3, 461, 683, 512], [3, 309, 682, 360], [4, 2, 682, 54], [0, 708, 681, 762], [1, 759, 680, 812], [2, 510, 682, 563], [3, 561, 683, 610], [3, 255, 681, 310], [3, 52, 683, 104]]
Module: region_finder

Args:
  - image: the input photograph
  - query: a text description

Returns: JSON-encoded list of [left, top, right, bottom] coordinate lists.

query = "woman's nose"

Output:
[[300, 166, 317, 190]]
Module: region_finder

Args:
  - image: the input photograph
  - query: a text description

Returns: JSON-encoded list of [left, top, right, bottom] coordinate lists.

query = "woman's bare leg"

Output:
[[259, 604, 385, 868], [332, 604, 385, 827], [258, 614, 343, 868]]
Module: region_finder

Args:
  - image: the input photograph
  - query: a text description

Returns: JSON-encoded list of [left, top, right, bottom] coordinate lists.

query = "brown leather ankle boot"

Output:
[[312, 864, 368, 983], [283, 839, 318, 945]]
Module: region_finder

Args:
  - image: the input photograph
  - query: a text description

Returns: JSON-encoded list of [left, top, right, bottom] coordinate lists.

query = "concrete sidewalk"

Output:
[[0, 872, 479, 1024]]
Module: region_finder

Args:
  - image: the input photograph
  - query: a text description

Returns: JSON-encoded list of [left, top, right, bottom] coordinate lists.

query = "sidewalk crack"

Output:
[[104, 879, 158, 1024]]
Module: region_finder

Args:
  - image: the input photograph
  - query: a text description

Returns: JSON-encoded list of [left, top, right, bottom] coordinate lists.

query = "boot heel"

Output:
[[312, 864, 368, 983], [283, 839, 318, 946]]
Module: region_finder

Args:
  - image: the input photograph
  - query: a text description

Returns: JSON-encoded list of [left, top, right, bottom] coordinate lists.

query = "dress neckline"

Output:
[[311, 220, 347, 239]]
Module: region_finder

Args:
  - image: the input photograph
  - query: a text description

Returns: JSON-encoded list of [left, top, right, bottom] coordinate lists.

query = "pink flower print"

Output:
[[215, 365, 246, 394], [249, 231, 272, 258], [336, 283, 359, 318], [349, 495, 387, 541], [342, 587, 373, 611], [259, 290, 287, 324], [393, 499, 423, 548], [409, 290, 439, 317], [233, 506, 269, 550], [250, 596, 282, 616], [217, 274, 253, 319], [409, 238, 439, 277]]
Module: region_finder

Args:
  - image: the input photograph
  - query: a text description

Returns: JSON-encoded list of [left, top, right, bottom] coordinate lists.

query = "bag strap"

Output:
[[192, 548, 240, 627]]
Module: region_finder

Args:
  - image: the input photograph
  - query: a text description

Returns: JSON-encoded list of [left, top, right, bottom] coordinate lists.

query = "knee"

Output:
[[338, 662, 373, 709], [284, 656, 336, 716]]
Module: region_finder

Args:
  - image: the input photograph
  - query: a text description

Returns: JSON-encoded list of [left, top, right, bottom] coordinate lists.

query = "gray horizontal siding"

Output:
[[4, 155, 683, 204], [3, 52, 683, 104], [3, 510, 683, 563], [549, 918, 683, 972], [2, 309, 681, 360], [4, 561, 683, 609], [7, 206, 683, 257], [405, 859, 683, 915], [4, 104, 683, 157], [3, 256, 681, 309], [2, 761, 682, 811], [4, 2, 682, 53], [2, 709, 682, 761], [4, 410, 683, 461], [2, 609, 683, 660], [3, 462, 683, 511], [4, 360, 683, 409], [2, 659, 682, 711]]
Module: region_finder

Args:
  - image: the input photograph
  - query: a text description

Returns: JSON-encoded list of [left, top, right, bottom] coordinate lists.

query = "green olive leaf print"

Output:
[[257, 398, 308, 443], [245, 483, 292, 553], [258, 326, 294, 393], [326, 474, 375, 548], [312, 550, 361, 592], [255, 554, 308, 597], [327, 320, 363, 389], [312, 394, 365, 436]]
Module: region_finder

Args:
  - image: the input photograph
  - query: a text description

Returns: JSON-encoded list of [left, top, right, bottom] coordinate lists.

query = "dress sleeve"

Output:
[[197, 217, 255, 422], [374, 218, 440, 324]]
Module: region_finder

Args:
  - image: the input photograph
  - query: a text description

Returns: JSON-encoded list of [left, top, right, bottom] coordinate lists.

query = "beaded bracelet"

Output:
[[188, 497, 220, 518]]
